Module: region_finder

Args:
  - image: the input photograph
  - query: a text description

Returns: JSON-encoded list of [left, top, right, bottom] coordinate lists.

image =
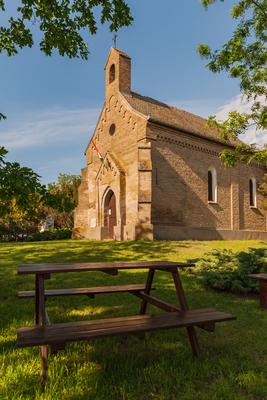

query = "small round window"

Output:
[[109, 123, 116, 136]]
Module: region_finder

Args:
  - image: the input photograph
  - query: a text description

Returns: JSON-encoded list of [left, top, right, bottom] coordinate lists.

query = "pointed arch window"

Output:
[[249, 177, 257, 207], [208, 168, 217, 203], [109, 64, 115, 83]]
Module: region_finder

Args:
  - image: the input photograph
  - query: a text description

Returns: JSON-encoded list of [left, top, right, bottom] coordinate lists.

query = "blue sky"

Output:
[[0, 0, 265, 184]]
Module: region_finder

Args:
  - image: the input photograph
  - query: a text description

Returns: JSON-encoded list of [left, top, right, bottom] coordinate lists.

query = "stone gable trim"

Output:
[[148, 117, 236, 149], [84, 102, 106, 154], [85, 92, 145, 157], [95, 151, 125, 181], [119, 92, 149, 121]]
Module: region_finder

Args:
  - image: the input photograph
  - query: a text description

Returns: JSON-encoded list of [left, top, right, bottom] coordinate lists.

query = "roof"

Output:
[[122, 91, 240, 146]]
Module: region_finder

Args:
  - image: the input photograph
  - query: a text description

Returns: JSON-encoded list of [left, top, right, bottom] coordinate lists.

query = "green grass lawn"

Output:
[[0, 239, 267, 400]]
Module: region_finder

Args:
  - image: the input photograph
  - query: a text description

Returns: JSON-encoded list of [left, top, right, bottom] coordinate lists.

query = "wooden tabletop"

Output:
[[18, 260, 194, 275]]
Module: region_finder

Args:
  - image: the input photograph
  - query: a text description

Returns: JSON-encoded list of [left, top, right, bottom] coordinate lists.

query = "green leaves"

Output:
[[0, 0, 133, 59], [201, 0, 224, 10], [0, 149, 81, 233], [198, 43, 212, 58], [199, 0, 267, 166], [0, 146, 8, 165], [192, 248, 267, 294], [43, 173, 81, 228], [0, 0, 133, 118], [0, 147, 47, 226], [220, 145, 267, 166]]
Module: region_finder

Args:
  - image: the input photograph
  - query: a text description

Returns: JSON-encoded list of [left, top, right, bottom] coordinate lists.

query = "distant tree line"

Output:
[[0, 146, 80, 241]]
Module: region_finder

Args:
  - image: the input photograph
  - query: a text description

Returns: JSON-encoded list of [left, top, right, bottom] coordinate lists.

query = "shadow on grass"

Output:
[[1, 240, 267, 399]]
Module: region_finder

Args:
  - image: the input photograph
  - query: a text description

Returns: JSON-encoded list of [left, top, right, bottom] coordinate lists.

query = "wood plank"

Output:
[[132, 291, 179, 312], [132, 292, 214, 333], [17, 309, 236, 347], [18, 308, 217, 334], [171, 268, 199, 357], [18, 261, 195, 275], [18, 284, 152, 298], [140, 269, 155, 315]]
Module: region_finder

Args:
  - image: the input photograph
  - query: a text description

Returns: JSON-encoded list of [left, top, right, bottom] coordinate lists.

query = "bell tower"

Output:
[[105, 48, 131, 98]]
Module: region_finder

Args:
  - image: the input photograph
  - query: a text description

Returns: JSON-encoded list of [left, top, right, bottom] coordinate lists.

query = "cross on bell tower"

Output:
[[112, 33, 118, 48]]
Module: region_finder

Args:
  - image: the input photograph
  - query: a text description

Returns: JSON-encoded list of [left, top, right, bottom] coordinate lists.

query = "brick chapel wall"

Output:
[[75, 49, 148, 239], [84, 99, 145, 234], [150, 124, 266, 239]]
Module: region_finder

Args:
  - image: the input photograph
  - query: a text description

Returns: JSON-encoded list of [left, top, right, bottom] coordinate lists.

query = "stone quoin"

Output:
[[73, 48, 267, 241]]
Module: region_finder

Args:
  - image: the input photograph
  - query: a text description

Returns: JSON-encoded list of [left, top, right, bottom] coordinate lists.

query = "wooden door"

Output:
[[108, 192, 116, 238], [104, 191, 117, 239]]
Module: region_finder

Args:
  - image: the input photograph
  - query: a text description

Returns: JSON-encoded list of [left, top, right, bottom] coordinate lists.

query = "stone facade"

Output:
[[74, 48, 267, 240]]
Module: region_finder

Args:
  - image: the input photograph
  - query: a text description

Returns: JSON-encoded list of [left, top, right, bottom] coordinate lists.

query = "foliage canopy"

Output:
[[0, 0, 132, 59], [0, 147, 80, 239], [199, 0, 267, 165]]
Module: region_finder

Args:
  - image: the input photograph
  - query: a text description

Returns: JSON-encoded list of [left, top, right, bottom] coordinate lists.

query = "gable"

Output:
[[84, 102, 106, 155], [96, 151, 125, 182]]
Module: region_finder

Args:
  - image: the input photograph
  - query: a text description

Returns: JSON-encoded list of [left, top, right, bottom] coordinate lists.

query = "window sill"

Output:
[[208, 201, 218, 205], [250, 205, 258, 209]]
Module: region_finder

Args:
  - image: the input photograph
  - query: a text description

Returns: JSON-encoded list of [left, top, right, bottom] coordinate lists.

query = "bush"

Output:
[[25, 228, 72, 242], [189, 248, 267, 294], [0, 222, 38, 242]]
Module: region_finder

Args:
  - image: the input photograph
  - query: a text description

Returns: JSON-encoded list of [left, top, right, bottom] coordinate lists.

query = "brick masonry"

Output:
[[73, 48, 267, 241]]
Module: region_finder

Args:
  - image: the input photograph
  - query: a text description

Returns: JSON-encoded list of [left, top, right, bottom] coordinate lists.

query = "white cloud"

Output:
[[0, 107, 100, 150], [173, 94, 266, 147], [216, 93, 267, 147]]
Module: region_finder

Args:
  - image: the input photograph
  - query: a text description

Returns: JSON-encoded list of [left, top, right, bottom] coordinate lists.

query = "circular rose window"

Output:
[[109, 123, 116, 136]]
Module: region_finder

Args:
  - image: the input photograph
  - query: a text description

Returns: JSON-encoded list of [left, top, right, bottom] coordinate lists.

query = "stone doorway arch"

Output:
[[103, 189, 117, 239]]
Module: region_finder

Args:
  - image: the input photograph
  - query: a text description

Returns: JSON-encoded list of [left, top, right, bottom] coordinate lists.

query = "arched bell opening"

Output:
[[103, 189, 117, 239]]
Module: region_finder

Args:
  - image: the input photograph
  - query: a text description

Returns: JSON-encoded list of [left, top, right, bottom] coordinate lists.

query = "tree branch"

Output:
[[250, 0, 267, 17]]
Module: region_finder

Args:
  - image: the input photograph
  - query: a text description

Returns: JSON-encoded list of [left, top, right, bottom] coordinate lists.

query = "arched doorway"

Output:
[[104, 190, 117, 239]]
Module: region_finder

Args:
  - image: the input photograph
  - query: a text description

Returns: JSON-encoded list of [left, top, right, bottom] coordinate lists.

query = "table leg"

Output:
[[140, 269, 155, 315], [38, 274, 47, 326], [171, 268, 200, 358], [36, 274, 49, 387], [259, 281, 267, 309], [41, 345, 48, 388], [35, 275, 40, 325]]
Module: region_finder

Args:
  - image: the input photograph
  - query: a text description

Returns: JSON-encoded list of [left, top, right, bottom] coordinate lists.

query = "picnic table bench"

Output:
[[248, 274, 267, 309], [17, 261, 236, 387]]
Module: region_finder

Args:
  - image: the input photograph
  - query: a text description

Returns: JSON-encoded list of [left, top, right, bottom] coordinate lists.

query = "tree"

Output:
[[198, 0, 267, 166], [0, 0, 132, 58], [45, 174, 81, 228], [0, 146, 46, 239], [0, 0, 133, 119], [48, 174, 81, 206], [0, 148, 80, 237], [0, 146, 45, 218]]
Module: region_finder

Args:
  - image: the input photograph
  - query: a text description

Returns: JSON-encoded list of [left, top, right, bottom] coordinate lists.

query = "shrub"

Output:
[[0, 222, 38, 242], [25, 228, 72, 242], [189, 248, 267, 294]]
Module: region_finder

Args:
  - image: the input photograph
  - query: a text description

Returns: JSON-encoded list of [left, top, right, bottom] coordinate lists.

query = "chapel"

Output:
[[73, 48, 267, 240]]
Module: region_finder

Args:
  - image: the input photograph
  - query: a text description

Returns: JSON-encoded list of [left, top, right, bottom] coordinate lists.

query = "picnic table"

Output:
[[17, 260, 236, 387], [248, 274, 267, 309]]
